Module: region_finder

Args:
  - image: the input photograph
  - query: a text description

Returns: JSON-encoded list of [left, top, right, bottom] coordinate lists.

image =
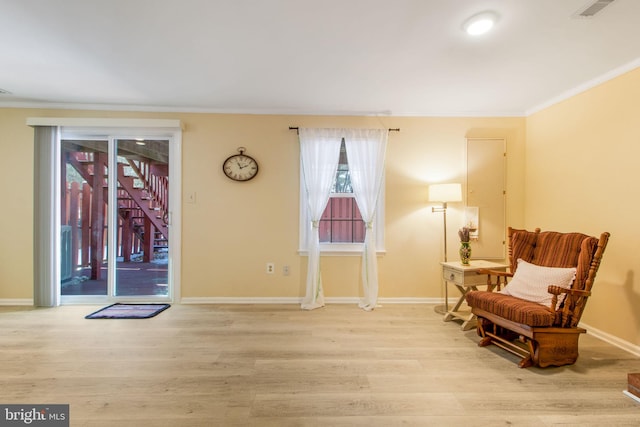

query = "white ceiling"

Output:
[[1, 0, 639, 116]]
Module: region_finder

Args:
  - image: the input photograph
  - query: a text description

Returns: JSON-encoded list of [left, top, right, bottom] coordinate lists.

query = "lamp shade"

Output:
[[428, 183, 462, 203]]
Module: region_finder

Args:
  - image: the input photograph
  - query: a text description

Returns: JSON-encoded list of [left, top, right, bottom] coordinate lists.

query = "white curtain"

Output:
[[344, 129, 388, 311], [299, 128, 342, 310]]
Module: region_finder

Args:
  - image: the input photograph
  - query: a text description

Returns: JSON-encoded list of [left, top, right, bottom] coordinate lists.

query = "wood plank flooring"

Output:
[[0, 304, 638, 426]]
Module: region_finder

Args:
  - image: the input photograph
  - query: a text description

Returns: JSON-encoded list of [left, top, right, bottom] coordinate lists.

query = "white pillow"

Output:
[[499, 259, 577, 307]]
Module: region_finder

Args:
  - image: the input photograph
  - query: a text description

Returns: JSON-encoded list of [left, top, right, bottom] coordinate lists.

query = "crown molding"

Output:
[[526, 57, 640, 116]]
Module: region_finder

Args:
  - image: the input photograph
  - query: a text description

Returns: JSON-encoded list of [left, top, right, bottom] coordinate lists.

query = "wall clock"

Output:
[[222, 147, 259, 182]]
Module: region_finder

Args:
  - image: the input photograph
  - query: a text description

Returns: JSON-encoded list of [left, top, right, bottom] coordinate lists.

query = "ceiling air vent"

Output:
[[573, 0, 615, 18]]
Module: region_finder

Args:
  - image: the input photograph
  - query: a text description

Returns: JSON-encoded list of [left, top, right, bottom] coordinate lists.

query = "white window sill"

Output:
[[298, 244, 386, 257]]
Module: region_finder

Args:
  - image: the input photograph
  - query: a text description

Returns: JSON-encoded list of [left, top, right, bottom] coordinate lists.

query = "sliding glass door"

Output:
[[114, 138, 170, 297], [60, 136, 171, 302]]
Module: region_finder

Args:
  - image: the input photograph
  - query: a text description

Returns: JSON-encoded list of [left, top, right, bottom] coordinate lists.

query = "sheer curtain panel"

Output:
[[299, 128, 342, 310], [344, 129, 388, 311]]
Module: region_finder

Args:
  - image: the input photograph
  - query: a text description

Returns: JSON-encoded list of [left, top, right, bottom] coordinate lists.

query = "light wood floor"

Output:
[[0, 303, 638, 426]]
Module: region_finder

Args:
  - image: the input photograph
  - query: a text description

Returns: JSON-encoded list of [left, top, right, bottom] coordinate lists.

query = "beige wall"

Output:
[[3, 70, 636, 347], [0, 108, 525, 303], [526, 67, 640, 346], [0, 109, 35, 299]]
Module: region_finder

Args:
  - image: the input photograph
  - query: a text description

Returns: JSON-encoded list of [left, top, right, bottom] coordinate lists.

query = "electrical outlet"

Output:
[[283, 265, 290, 276], [266, 262, 275, 274]]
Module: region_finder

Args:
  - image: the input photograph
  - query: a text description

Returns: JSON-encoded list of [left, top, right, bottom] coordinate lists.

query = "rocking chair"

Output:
[[465, 227, 609, 368]]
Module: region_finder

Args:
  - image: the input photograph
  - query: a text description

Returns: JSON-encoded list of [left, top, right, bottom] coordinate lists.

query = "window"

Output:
[[299, 139, 385, 254], [319, 140, 365, 243]]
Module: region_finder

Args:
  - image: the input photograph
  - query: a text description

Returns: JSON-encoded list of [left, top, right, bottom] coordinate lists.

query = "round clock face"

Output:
[[222, 154, 259, 181]]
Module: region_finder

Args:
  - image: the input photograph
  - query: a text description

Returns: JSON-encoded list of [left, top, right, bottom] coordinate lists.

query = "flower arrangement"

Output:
[[458, 226, 472, 265], [458, 227, 470, 243]]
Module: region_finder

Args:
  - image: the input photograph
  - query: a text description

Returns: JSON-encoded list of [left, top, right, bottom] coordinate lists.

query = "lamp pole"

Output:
[[428, 183, 462, 315], [432, 201, 450, 314]]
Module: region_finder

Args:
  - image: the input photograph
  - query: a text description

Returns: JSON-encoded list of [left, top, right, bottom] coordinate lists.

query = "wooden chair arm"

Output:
[[547, 286, 591, 298], [547, 285, 592, 318]]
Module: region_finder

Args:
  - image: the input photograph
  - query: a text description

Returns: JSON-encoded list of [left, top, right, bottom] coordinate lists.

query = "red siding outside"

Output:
[[319, 197, 365, 243]]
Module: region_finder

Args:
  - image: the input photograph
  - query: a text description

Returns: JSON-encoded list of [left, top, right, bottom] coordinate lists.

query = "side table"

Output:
[[440, 260, 508, 330]]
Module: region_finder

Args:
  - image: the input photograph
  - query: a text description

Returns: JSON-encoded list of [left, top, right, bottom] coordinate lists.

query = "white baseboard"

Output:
[[378, 297, 438, 304], [580, 322, 640, 358], [180, 297, 446, 305], [180, 297, 302, 304], [623, 390, 640, 404], [0, 299, 33, 306]]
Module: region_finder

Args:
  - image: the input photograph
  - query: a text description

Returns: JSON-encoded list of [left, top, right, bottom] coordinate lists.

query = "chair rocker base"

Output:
[[474, 309, 586, 368]]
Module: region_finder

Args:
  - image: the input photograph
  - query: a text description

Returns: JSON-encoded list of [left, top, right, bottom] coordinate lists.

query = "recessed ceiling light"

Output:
[[463, 11, 498, 36]]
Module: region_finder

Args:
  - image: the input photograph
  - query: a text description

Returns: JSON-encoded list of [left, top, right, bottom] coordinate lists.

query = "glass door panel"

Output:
[[60, 139, 109, 296], [114, 139, 169, 297]]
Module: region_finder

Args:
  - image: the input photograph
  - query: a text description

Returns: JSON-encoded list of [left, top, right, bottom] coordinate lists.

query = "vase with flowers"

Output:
[[458, 227, 472, 265]]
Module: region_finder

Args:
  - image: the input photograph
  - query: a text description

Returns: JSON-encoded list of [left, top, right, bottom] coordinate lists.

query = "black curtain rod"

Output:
[[289, 127, 400, 134]]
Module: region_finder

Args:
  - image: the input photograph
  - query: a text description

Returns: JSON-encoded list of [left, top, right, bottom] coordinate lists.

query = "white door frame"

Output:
[[29, 118, 182, 305]]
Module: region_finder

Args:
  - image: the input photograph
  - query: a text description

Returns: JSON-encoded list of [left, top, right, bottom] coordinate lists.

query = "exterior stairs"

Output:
[[66, 151, 169, 253]]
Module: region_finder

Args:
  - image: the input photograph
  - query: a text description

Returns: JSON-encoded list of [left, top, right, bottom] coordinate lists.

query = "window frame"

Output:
[[298, 158, 385, 256]]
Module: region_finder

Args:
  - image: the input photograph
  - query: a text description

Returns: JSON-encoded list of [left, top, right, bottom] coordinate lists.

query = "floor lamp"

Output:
[[429, 183, 462, 315]]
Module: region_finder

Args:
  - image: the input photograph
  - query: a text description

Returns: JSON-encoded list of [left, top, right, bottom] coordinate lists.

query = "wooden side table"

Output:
[[441, 260, 508, 330]]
